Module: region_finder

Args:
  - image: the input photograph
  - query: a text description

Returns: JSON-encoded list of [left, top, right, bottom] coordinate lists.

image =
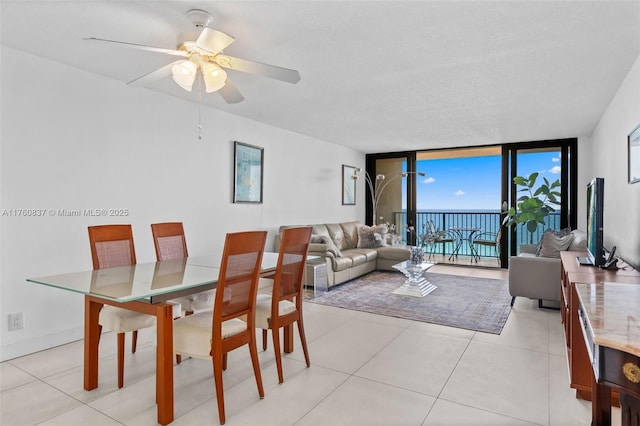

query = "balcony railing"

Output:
[[391, 210, 561, 259]]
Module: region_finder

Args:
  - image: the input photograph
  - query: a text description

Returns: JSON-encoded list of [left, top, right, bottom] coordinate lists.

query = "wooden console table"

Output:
[[576, 282, 640, 426], [560, 251, 640, 404]]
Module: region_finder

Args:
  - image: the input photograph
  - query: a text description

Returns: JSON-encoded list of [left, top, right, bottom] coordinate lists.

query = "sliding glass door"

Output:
[[366, 138, 577, 268], [365, 152, 417, 244], [502, 139, 577, 263]]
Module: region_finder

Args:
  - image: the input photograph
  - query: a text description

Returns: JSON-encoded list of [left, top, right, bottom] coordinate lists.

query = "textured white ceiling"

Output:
[[2, 1, 639, 153]]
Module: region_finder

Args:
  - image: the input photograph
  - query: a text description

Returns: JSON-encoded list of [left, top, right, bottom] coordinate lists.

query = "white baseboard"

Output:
[[0, 326, 83, 362]]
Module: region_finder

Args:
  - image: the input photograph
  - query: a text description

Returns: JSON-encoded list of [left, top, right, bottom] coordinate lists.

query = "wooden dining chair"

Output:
[[88, 224, 180, 389], [172, 231, 267, 425], [151, 222, 215, 316], [254, 226, 312, 383]]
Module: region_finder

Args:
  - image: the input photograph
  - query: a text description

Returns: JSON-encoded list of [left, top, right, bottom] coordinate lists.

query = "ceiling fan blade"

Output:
[[194, 28, 235, 55], [218, 78, 244, 104], [127, 61, 182, 86], [84, 37, 188, 57], [216, 55, 300, 84]]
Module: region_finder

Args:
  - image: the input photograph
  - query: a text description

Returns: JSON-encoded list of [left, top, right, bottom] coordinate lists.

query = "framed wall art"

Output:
[[233, 141, 264, 203], [342, 165, 356, 205], [629, 123, 640, 184]]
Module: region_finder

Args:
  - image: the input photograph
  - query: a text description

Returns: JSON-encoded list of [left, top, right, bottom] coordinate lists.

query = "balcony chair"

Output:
[[472, 228, 501, 266], [88, 224, 181, 389], [422, 220, 456, 259], [172, 231, 267, 425], [254, 226, 312, 383]]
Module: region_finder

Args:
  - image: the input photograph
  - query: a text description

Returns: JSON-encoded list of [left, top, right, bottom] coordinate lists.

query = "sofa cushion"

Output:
[[340, 221, 360, 249], [376, 246, 411, 261], [332, 255, 353, 272], [537, 229, 575, 258], [311, 224, 330, 239], [342, 250, 370, 267], [310, 235, 342, 257], [346, 248, 378, 263], [356, 224, 389, 248], [326, 223, 346, 250]]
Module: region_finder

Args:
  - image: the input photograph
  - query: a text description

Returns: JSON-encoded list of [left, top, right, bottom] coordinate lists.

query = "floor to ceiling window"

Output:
[[367, 139, 577, 268], [503, 140, 577, 263]]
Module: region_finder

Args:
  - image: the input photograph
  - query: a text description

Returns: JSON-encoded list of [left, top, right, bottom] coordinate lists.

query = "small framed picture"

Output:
[[629, 123, 640, 184], [342, 165, 356, 205], [233, 142, 264, 203]]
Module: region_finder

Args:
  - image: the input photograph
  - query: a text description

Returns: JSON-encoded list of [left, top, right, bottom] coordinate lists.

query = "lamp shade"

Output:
[[171, 60, 198, 91], [202, 62, 227, 93]]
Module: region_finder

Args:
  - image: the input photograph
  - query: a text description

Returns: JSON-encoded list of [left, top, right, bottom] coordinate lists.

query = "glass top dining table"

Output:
[[25, 252, 282, 426], [26, 252, 280, 304]]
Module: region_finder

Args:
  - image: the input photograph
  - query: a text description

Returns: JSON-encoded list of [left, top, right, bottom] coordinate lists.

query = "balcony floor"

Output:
[[425, 253, 502, 269]]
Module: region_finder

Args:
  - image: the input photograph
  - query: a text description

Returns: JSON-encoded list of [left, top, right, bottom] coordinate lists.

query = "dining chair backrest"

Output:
[[213, 231, 267, 330], [151, 222, 188, 261], [272, 227, 312, 309], [88, 224, 136, 269]]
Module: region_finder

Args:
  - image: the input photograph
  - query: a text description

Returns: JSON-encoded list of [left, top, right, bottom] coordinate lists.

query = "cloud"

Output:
[[422, 177, 435, 184], [552, 157, 560, 162], [549, 166, 561, 174], [454, 190, 465, 196]]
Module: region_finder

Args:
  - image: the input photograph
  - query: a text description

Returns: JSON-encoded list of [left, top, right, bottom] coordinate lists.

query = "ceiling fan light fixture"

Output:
[[202, 62, 227, 93], [171, 60, 197, 91]]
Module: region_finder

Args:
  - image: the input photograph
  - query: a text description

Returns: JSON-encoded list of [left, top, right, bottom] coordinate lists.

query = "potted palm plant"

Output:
[[502, 172, 561, 244]]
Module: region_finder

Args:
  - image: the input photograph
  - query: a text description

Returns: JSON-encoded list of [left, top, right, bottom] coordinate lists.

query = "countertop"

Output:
[[576, 282, 640, 357]]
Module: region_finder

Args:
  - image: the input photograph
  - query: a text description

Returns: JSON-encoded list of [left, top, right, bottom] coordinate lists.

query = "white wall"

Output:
[[0, 47, 365, 360], [588, 53, 640, 269]]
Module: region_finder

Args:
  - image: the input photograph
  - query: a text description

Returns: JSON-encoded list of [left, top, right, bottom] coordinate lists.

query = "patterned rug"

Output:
[[306, 271, 512, 334]]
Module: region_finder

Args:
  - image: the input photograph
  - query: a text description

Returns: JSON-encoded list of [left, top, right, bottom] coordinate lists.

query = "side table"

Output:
[[305, 259, 328, 296]]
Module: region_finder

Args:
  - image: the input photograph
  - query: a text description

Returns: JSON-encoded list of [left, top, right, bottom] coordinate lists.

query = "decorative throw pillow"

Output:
[[356, 224, 389, 248], [568, 229, 588, 251], [310, 234, 342, 257], [536, 227, 571, 256], [537, 228, 574, 258]]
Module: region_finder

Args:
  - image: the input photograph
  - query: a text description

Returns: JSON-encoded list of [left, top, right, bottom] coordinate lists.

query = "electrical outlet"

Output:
[[8, 312, 24, 331]]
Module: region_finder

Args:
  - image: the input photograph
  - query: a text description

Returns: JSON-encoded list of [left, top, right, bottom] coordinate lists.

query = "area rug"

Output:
[[306, 271, 512, 334]]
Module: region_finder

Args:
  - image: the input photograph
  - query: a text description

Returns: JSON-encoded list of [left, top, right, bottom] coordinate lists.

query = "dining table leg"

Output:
[[84, 296, 102, 391], [83, 296, 175, 425], [155, 303, 175, 426]]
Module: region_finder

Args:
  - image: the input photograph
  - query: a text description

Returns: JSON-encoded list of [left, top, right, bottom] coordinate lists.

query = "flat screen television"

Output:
[[584, 177, 605, 267]]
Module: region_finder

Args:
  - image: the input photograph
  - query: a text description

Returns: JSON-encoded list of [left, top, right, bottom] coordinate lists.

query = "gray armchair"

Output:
[[508, 229, 587, 309]]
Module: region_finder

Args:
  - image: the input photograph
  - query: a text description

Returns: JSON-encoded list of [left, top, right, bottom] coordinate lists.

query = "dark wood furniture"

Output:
[[255, 226, 312, 384], [172, 231, 267, 425], [560, 251, 640, 404], [28, 252, 280, 425], [88, 224, 152, 389], [576, 282, 640, 426]]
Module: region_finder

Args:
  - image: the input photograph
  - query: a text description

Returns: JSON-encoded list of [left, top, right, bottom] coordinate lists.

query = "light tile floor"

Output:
[[1, 265, 622, 425]]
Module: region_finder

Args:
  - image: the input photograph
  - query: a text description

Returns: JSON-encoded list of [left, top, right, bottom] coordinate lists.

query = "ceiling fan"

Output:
[[85, 9, 300, 104]]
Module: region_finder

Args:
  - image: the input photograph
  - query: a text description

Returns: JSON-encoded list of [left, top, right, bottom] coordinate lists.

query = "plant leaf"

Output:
[[526, 220, 539, 233]]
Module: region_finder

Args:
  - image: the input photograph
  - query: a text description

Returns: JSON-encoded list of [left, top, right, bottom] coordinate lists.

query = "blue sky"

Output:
[[406, 151, 562, 210]]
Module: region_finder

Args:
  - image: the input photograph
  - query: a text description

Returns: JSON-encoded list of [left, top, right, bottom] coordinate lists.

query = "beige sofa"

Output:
[[275, 221, 411, 288], [508, 229, 587, 308]]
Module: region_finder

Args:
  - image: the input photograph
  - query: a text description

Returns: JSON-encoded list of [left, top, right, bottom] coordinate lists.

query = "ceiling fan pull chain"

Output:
[[197, 73, 203, 140]]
